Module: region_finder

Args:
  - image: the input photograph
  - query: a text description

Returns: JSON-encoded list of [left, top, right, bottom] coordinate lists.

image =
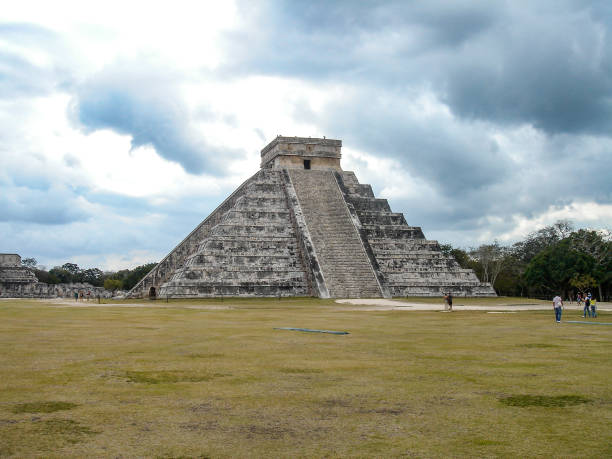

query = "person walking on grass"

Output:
[[591, 298, 597, 318], [553, 294, 563, 323], [447, 292, 453, 312], [583, 295, 591, 318]]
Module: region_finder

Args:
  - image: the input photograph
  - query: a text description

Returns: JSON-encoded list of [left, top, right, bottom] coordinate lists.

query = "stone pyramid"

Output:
[[128, 137, 495, 298]]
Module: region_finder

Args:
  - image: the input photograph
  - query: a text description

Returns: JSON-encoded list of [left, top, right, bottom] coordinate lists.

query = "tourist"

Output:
[[552, 294, 563, 323], [576, 293, 582, 306], [87, 290, 91, 301], [447, 292, 453, 312], [443, 292, 449, 311], [74, 291, 78, 302], [583, 295, 591, 318], [591, 298, 597, 318]]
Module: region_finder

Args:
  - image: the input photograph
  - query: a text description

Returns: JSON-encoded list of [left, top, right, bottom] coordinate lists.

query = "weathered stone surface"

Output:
[[0, 254, 116, 299], [128, 136, 496, 298], [261, 136, 342, 170], [337, 172, 495, 296], [159, 170, 311, 298]]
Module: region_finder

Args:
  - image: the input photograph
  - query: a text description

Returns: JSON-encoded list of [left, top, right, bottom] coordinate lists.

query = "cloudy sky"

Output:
[[2, 0, 611, 270]]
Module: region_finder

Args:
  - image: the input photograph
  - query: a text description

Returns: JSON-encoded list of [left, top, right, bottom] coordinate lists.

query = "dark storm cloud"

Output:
[[438, 5, 612, 134], [228, 1, 612, 136], [311, 91, 510, 196], [71, 64, 240, 175], [226, 0, 500, 80]]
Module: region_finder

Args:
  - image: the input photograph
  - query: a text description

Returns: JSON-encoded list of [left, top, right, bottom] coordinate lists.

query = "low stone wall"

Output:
[[0, 282, 114, 299]]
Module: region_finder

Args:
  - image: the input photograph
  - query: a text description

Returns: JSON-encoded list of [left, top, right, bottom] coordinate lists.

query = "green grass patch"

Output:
[[186, 353, 224, 359], [499, 394, 591, 407], [34, 418, 99, 438], [125, 370, 226, 384], [518, 343, 560, 348], [11, 401, 78, 414], [278, 368, 323, 374], [156, 455, 211, 459]]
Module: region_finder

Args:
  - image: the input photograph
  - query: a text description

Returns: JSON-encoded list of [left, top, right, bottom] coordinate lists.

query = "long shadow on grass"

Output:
[[499, 395, 591, 407], [125, 370, 227, 384], [11, 402, 78, 414]]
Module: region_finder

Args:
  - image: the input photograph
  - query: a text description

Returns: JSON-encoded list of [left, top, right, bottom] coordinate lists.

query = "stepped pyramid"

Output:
[[128, 137, 495, 298]]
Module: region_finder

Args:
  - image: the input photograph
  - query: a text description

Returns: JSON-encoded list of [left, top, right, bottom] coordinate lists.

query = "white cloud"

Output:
[[4, 1, 238, 72], [499, 202, 612, 243]]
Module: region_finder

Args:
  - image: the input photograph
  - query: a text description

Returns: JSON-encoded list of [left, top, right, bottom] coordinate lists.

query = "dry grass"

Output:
[[0, 298, 610, 458]]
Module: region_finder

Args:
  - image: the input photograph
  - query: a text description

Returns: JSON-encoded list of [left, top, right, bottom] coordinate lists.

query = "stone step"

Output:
[[288, 169, 382, 298], [347, 196, 391, 212], [357, 213, 407, 225], [364, 226, 425, 239], [234, 196, 287, 210]]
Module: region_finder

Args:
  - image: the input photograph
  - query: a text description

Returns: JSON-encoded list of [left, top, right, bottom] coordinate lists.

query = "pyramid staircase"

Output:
[[288, 169, 385, 298]]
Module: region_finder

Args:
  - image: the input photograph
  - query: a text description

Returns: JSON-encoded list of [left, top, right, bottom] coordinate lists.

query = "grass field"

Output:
[[0, 297, 610, 458]]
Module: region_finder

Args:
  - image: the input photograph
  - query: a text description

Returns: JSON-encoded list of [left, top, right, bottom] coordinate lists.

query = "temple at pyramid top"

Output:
[[128, 136, 496, 299], [261, 136, 342, 170]]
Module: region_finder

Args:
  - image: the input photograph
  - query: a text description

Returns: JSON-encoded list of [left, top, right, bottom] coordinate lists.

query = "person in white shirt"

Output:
[[552, 295, 563, 323]]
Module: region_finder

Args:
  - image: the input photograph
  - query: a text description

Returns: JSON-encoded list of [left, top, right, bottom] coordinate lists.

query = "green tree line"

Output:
[[441, 220, 611, 300], [21, 259, 156, 292]]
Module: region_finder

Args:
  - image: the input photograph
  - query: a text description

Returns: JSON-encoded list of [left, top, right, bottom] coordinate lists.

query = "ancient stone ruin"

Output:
[[129, 137, 495, 299], [0, 253, 111, 299], [0, 254, 38, 295]]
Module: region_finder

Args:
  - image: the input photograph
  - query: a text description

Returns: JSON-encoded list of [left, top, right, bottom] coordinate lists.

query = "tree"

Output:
[[470, 242, 508, 287], [63, 263, 86, 282], [61, 263, 80, 276], [513, 220, 575, 263], [122, 263, 157, 291], [49, 267, 73, 284], [101, 263, 156, 292], [34, 269, 59, 284], [566, 229, 612, 299], [82, 268, 104, 287], [524, 239, 596, 297], [104, 279, 123, 291], [21, 257, 37, 269], [491, 253, 527, 297], [570, 274, 598, 294], [440, 244, 472, 269]]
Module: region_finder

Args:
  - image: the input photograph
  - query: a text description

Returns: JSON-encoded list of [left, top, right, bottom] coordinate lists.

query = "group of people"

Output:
[[576, 292, 598, 318], [552, 292, 598, 323], [73, 290, 93, 302]]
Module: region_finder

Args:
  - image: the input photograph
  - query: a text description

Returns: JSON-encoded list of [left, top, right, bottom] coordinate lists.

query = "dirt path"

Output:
[[334, 298, 612, 312], [4, 297, 609, 312], [29, 298, 232, 310]]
